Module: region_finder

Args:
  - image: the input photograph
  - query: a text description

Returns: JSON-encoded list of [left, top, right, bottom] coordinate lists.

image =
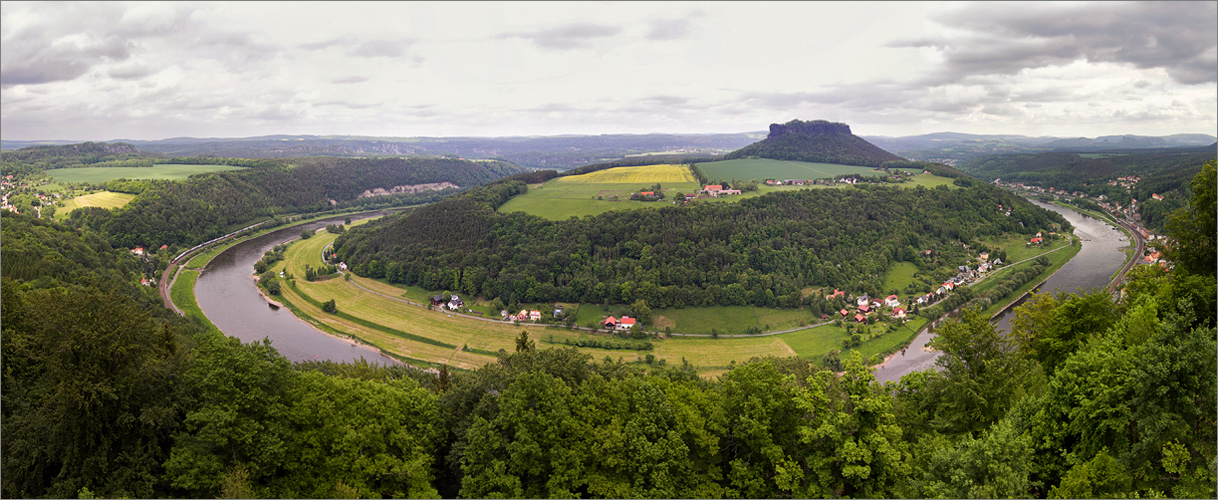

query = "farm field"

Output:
[[694, 158, 882, 182], [47, 163, 247, 184], [553, 164, 697, 184], [55, 190, 136, 218], [497, 164, 701, 220]]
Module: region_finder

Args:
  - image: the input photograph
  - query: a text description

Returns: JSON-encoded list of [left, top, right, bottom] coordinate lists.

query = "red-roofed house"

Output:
[[893, 307, 907, 319], [131, 247, 145, 256], [639, 191, 654, 196], [1030, 237, 1043, 244], [840, 309, 850, 317], [529, 310, 542, 321], [854, 313, 866, 323], [618, 316, 637, 331], [858, 305, 871, 314], [885, 295, 900, 307], [602, 316, 618, 328]]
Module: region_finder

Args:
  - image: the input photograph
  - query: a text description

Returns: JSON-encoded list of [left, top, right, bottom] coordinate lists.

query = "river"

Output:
[[193, 211, 401, 365], [874, 200, 1131, 383]]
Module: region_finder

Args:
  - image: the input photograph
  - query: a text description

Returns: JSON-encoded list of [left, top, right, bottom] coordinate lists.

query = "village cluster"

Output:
[[991, 176, 1165, 265], [0, 175, 60, 216], [827, 250, 1004, 325]]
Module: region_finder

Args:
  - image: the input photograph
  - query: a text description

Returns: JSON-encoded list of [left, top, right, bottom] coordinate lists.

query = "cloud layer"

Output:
[[1, 1, 1214, 141]]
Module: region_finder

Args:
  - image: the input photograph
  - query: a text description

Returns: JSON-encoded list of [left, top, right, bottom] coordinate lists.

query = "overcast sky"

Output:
[[2, 1, 1216, 141]]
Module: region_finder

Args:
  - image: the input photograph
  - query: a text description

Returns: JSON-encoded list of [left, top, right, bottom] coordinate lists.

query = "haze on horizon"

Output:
[[2, 1, 1216, 142]]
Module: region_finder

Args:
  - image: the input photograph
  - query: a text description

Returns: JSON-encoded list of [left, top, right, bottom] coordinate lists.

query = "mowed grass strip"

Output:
[[651, 335, 796, 368], [553, 164, 696, 184], [276, 278, 496, 370], [57, 191, 136, 218]]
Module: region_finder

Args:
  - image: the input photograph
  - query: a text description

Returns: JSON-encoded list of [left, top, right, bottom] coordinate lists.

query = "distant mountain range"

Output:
[[861, 132, 1216, 164], [3, 129, 1212, 169]]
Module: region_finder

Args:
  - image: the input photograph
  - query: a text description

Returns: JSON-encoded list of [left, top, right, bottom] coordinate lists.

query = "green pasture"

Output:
[[169, 269, 213, 328], [694, 158, 882, 182], [881, 262, 920, 294], [904, 173, 958, 189], [56, 191, 136, 218], [498, 180, 700, 220], [48, 164, 247, 184]]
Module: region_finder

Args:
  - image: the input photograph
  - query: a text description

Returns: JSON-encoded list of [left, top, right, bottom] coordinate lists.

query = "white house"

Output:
[[885, 295, 901, 307], [617, 316, 637, 331]]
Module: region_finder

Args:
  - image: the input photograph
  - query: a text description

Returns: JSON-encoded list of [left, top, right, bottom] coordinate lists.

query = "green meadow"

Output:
[[48, 164, 247, 184], [55, 191, 136, 219], [694, 158, 883, 182]]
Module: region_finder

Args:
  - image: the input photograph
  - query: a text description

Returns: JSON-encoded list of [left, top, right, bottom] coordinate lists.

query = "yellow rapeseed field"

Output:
[[554, 164, 696, 184]]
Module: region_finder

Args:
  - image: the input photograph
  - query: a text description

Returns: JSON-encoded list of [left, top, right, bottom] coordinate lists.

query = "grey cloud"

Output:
[[899, 1, 1218, 85], [1, 34, 132, 86], [646, 13, 702, 41], [501, 23, 621, 50], [331, 76, 369, 84], [108, 62, 160, 80], [299, 37, 413, 58], [349, 40, 410, 58]]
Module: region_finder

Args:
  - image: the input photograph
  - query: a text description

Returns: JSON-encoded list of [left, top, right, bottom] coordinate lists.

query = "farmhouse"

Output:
[[617, 316, 637, 331], [430, 295, 445, 307]]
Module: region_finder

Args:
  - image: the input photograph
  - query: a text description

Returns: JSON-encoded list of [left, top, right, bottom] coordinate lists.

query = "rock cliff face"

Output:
[[768, 120, 852, 138], [723, 119, 904, 167]]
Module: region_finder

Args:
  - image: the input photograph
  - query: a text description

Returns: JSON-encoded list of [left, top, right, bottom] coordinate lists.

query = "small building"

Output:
[[856, 295, 870, 307], [839, 308, 850, 317], [858, 305, 871, 314], [854, 313, 867, 323], [893, 307, 907, 319], [430, 295, 445, 306], [885, 295, 900, 307], [529, 310, 541, 321], [617, 316, 637, 331], [603, 316, 618, 328], [130, 247, 145, 256], [978, 252, 989, 261]]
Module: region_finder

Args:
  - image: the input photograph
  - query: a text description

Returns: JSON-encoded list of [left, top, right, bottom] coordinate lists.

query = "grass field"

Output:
[[498, 164, 701, 220], [881, 262, 920, 294], [48, 164, 247, 184], [553, 164, 697, 184], [694, 158, 882, 182], [169, 269, 214, 328], [55, 191, 136, 218]]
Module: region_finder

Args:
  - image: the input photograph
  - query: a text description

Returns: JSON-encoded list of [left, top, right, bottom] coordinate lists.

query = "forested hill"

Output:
[[722, 119, 906, 166], [334, 177, 1066, 308], [66, 156, 527, 249]]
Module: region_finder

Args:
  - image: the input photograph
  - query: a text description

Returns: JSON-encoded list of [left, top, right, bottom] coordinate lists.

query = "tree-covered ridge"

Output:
[[334, 179, 1066, 308], [722, 119, 906, 167], [956, 148, 1215, 231], [61, 156, 526, 249]]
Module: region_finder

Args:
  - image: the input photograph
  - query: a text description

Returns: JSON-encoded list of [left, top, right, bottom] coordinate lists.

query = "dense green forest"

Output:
[[54, 156, 524, 249], [957, 148, 1215, 232], [722, 119, 905, 167], [2, 160, 1214, 498], [333, 176, 1067, 310]]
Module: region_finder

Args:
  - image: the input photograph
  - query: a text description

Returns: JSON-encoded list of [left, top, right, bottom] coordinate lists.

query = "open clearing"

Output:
[[695, 158, 883, 182], [498, 164, 700, 220], [553, 164, 697, 184], [56, 191, 136, 218], [48, 164, 247, 184]]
